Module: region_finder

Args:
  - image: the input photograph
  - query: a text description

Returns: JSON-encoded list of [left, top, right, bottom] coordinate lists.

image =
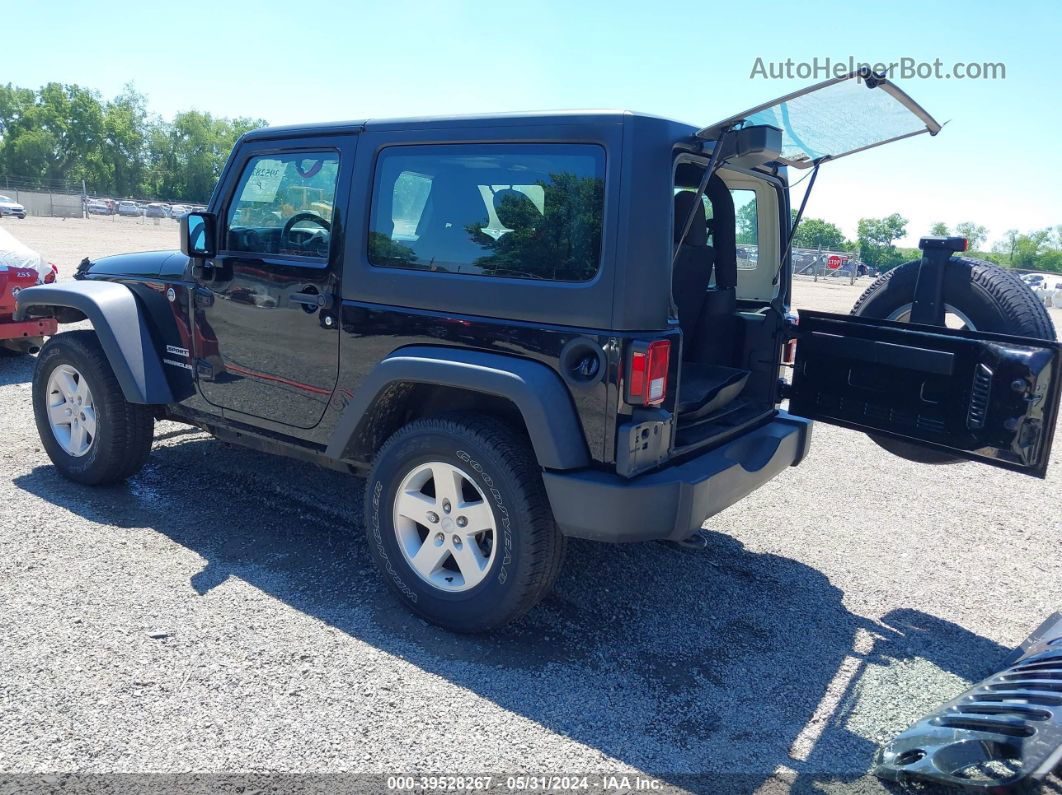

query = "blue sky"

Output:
[[8, 0, 1061, 246]]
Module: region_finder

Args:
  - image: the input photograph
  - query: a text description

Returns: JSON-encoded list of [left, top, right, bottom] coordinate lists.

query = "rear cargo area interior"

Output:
[[672, 162, 780, 451]]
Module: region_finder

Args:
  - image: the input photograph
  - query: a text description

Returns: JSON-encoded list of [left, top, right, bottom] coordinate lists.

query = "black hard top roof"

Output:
[[241, 109, 698, 141]]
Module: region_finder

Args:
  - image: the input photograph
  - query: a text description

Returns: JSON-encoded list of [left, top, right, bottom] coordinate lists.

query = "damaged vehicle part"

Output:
[[875, 612, 1062, 791]]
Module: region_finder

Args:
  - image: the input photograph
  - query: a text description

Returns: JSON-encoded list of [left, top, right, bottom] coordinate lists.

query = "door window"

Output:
[[225, 152, 340, 259]]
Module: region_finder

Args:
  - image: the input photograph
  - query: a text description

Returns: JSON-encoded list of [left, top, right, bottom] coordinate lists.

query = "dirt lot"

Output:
[[1, 216, 1060, 791]]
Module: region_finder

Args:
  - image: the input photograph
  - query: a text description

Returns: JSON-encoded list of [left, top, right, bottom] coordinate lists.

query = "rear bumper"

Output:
[[544, 411, 813, 542]]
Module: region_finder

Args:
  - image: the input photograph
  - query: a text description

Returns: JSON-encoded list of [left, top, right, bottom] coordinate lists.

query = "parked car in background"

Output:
[[117, 201, 141, 217], [1034, 276, 1062, 307], [1021, 272, 1054, 288], [1021, 272, 1062, 305], [170, 204, 189, 219], [86, 200, 112, 215], [144, 203, 167, 218], [0, 195, 27, 219]]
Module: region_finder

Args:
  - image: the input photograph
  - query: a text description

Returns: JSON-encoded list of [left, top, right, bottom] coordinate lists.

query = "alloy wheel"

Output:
[[392, 461, 497, 592], [45, 364, 97, 457]]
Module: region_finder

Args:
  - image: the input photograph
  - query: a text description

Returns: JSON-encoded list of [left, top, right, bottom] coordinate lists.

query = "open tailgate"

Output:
[[698, 69, 941, 168]]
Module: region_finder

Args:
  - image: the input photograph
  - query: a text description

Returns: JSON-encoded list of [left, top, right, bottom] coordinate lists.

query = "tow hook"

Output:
[[658, 528, 713, 552]]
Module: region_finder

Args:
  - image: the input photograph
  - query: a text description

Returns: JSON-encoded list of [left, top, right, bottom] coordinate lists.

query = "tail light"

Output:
[[781, 310, 799, 366], [781, 338, 798, 366], [627, 339, 670, 406]]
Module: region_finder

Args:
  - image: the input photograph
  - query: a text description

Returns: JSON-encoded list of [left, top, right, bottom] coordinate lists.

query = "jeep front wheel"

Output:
[[364, 414, 565, 632], [32, 331, 155, 485]]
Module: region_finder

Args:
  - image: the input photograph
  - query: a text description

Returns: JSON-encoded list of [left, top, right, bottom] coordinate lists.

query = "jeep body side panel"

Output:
[[15, 280, 175, 404], [612, 113, 699, 333], [328, 302, 615, 462], [325, 344, 591, 470]]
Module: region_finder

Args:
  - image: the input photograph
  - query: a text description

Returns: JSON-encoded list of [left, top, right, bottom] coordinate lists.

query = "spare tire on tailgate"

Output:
[[850, 256, 1056, 465]]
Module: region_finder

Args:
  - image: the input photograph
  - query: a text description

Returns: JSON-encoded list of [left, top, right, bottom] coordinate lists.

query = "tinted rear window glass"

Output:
[[369, 144, 605, 282]]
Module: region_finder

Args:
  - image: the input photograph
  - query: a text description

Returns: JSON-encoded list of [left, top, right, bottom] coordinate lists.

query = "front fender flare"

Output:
[[15, 281, 174, 404], [325, 346, 591, 470]]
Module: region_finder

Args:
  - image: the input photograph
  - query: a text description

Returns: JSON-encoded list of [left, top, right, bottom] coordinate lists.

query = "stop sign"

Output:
[[826, 254, 843, 269]]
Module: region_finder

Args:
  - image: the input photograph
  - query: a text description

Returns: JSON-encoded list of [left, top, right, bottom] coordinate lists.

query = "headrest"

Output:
[[674, 191, 707, 247], [494, 189, 541, 231], [431, 182, 490, 226]]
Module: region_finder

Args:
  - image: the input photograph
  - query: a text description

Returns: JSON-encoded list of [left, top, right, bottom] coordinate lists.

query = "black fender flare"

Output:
[[15, 281, 174, 404], [325, 346, 591, 470]]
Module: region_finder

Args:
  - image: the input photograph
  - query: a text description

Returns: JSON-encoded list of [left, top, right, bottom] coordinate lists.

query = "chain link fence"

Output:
[[0, 187, 82, 218], [1, 175, 203, 220], [792, 247, 872, 283]]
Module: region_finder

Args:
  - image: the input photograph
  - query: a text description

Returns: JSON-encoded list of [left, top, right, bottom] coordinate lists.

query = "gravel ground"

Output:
[[1, 217, 1060, 792]]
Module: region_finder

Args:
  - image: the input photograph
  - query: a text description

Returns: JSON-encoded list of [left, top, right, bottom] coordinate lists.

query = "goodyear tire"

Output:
[[32, 331, 155, 485], [851, 256, 1056, 465], [364, 413, 565, 632]]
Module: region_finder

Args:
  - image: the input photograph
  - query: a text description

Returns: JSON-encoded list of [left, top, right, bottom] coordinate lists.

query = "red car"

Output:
[[0, 227, 57, 354]]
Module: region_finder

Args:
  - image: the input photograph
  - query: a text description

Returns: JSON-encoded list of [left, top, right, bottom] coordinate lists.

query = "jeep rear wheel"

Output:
[[851, 256, 1056, 465], [32, 331, 155, 485], [364, 414, 565, 632]]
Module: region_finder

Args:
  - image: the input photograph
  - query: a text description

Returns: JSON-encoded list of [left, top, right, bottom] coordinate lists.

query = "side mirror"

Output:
[[180, 212, 217, 258]]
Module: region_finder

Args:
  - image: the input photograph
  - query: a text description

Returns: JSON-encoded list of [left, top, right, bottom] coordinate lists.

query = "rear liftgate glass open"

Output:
[[669, 69, 943, 458]]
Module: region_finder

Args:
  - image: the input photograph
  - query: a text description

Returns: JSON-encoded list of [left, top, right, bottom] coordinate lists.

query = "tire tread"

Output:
[[367, 412, 565, 631], [852, 256, 1055, 340], [34, 331, 154, 485]]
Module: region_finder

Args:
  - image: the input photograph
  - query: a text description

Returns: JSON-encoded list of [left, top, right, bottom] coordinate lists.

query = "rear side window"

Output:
[[369, 144, 605, 282]]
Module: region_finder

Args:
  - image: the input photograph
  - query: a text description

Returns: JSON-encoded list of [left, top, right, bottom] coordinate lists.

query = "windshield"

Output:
[[699, 71, 941, 168], [0, 195, 12, 202]]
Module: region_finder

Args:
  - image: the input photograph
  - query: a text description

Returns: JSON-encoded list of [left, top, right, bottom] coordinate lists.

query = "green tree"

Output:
[[468, 174, 604, 281], [1038, 249, 1062, 273], [792, 217, 846, 250], [147, 111, 265, 202], [857, 213, 908, 271], [0, 82, 107, 187], [955, 221, 988, 252], [102, 85, 149, 197], [0, 83, 36, 174], [991, 229, 1052, 268], [736, 200, 757, 244], [0, 80, 266, 201], [929, 221, 949, 236]]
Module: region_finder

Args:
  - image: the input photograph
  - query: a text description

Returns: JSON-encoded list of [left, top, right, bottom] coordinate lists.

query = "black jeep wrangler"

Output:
[[16, 72, 1061, 631]]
